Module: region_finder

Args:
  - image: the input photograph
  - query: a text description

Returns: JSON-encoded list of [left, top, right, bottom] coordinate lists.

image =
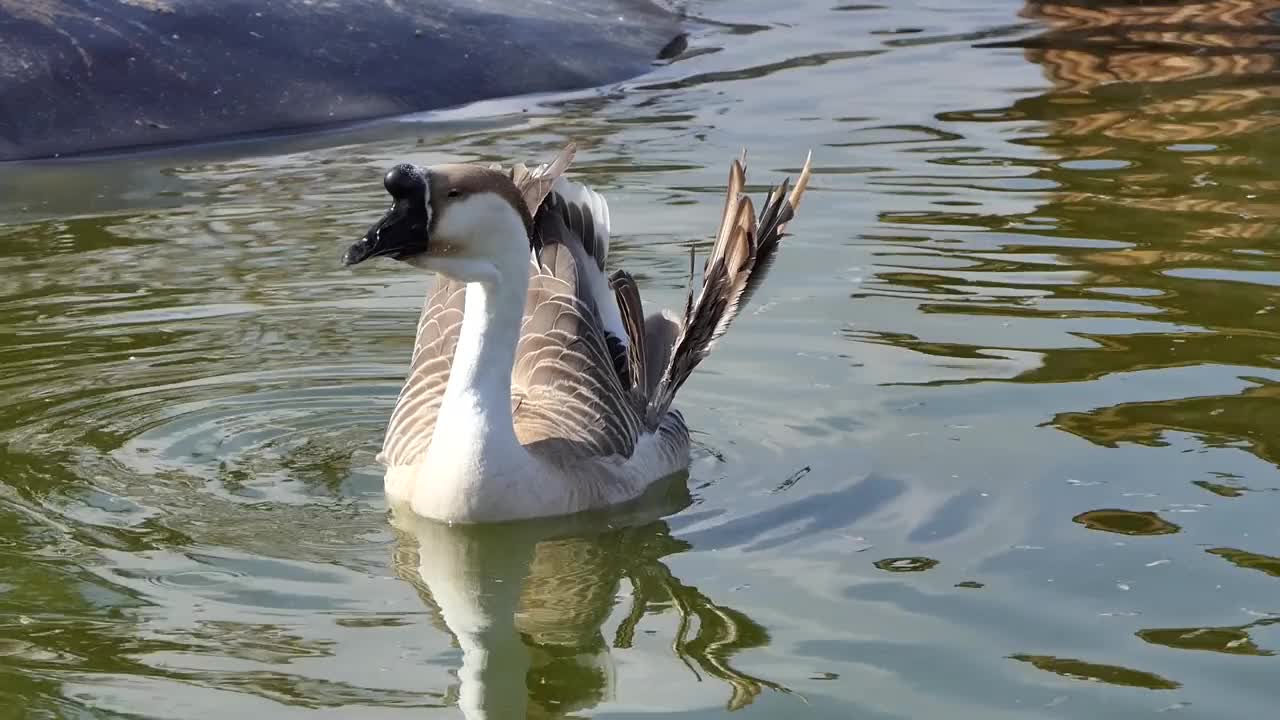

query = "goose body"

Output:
[[344, 144, 811, 523]]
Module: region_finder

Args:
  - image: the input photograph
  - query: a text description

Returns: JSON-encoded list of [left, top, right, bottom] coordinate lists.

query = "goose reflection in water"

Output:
[[386, 478, 782, 717]]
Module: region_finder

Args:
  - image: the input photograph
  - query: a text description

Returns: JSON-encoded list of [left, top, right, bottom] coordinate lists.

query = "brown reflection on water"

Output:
[[1071, 508, 1181, 535], [871, 0, 1280, 469], [1028, 4, 1280, 307], [1009, 653, 1181, 690], [1013, 0, 1280, 284], [1016, 1, 1280, 92]]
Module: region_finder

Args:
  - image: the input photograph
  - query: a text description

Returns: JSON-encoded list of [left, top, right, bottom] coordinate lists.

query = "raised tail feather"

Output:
[[644, 151, 813, 425], [492, 142, 578, 219], [609, 270, 648, 402]]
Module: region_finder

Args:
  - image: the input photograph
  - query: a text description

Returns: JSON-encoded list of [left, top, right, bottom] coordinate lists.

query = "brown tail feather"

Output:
[[645, 152, 813, 425], [498, 142, 578, 217], [610, 269, 649, 404]]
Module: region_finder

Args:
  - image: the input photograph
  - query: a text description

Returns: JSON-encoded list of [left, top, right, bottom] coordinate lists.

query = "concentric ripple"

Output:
[[0, 194, 431, 547]]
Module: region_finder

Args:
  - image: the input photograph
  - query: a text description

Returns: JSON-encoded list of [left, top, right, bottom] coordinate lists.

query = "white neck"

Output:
[[413, 199, 536, 521], [438, 276, 526, 443]]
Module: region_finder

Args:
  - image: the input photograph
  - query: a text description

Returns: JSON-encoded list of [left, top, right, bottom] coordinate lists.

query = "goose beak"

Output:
[[343, 164, 431, 266], [343, 199, 429, 266]]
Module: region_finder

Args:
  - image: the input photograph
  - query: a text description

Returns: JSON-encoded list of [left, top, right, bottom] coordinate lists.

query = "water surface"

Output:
[[2, 1, 1279, 717]]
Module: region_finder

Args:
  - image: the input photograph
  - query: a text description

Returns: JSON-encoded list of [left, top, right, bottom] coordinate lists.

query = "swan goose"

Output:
[[343, 143, 812, 523]]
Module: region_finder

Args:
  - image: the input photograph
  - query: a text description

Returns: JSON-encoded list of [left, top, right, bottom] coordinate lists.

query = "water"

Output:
[[2, 1, 1279, 717]]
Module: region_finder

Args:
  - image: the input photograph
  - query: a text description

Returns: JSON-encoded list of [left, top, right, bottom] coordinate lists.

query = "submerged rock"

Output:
[[0, 0, 684, 160]]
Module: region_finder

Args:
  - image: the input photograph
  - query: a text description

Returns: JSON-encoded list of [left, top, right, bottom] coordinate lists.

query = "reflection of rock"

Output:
[[1009, 653, 1180, 690], [389, 486, 783, 717], [1138, 617, 1279, 656], [0, 0, 682, 160], [1051, 380, 1280, 466], [1192, 479, 1250, 497], [1207, 547, 1280, 578], [873, 556, 940, 572], [1071, 509, 1180, 536]]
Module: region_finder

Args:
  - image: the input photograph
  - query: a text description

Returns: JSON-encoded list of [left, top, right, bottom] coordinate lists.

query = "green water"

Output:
[[3, 1, 1280, 717]]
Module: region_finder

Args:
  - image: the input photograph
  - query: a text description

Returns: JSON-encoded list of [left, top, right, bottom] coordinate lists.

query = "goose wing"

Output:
[[510, 180, 646, 460], [378, 241, 638, 467], [379, 277, 467, 467]]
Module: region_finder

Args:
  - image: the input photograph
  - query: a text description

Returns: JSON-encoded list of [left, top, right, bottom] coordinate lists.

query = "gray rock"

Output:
[[0, 0, 684, 160]]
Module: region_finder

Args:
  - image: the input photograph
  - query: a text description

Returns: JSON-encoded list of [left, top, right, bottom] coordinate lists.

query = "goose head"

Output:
[[343, 162, 533, 282]]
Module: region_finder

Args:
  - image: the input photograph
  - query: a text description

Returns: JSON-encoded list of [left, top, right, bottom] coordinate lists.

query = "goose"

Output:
[[343, 142, 812, 523]]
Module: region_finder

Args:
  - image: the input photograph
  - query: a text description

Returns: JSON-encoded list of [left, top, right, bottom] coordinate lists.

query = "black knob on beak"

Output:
[[344, 163, 431, 267], [384, 164, 425, 200]]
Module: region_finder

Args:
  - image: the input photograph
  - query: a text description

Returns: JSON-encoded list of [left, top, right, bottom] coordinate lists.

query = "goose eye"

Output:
[[447, 188, 461, 198]]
